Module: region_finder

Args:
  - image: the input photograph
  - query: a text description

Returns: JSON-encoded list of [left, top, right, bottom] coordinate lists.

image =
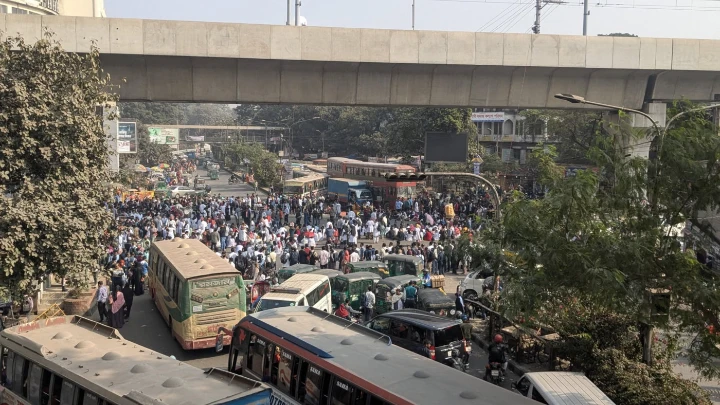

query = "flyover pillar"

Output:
[[604, 102, 666, 159]]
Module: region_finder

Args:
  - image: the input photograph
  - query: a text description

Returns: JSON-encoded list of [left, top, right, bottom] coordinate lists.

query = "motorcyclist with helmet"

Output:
[[485, 334, 508, 380]]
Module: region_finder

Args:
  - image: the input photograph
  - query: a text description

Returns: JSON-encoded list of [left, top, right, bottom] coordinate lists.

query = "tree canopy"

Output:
[[0, 33, 114, 294]]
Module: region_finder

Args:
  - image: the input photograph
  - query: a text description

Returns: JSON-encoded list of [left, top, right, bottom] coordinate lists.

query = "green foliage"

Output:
[[136, 123, 173, 167], [234, 105, 477, 159], [223, 143, 280, 187], [0, 33, 114, 294]]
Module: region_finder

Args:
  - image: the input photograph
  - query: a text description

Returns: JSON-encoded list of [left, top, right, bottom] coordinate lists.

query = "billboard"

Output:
[[471, 112, 505, 122], [117, 122, 137, 153], [148, 127, 179, 145], [424, 132, 469, 163], [187, 135, 205, 142]]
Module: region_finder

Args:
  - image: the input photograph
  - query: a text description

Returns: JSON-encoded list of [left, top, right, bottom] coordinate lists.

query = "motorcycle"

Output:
[[486, 362, 504, 385], [443, 349, 466, 372], [228, 177, 237, 185]]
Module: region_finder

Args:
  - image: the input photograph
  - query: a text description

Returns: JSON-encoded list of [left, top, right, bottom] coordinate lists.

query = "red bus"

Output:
[[326, 157, 417, 207]]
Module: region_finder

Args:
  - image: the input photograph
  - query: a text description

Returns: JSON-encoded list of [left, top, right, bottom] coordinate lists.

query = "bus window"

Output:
[[354, 389, 368, 405], [83, 391, 99, 405], [28, 362, 43, 405], [50, 375, 64, 405], [277, 349, 294, 394], [41, 367, 52, 405], [250, 336, 265, 376], [59, 380, 74, 405], [369, 396, 387, 405], [300, 362, 325, 405], [269, 345, 280, 385], [330, 378, 354, 405]]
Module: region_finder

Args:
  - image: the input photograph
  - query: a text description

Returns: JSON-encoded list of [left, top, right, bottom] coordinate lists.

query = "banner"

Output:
[[187, 135, 204, 142], [117, 122, 137, 153], [148, 127, 179, 145], [471, 112, 505, 122]]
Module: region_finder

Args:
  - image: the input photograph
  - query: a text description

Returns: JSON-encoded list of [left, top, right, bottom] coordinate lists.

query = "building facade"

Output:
[[0, 0, 104, 17], [472, 110, 553, 165]]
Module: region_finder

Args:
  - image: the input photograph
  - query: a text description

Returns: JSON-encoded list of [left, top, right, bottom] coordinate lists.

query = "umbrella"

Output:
[[158, 163, 171, 169], [133, 164, 147, 173], [151, 166, 163, 172]]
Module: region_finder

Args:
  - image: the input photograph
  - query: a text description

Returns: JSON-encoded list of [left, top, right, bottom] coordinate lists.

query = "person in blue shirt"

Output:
[[422, 269, 432, 289]]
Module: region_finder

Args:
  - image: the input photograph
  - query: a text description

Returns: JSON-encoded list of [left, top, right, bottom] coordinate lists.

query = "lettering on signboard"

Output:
[[194, 278, 233, 289], [336, 381, 349, 391], [281, 350, 292, 360], [309, 366, 321, 376], [256, 339, 266, 346]]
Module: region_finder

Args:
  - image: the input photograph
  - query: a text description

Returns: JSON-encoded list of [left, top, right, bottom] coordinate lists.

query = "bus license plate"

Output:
[[491, 370, 500, 377]]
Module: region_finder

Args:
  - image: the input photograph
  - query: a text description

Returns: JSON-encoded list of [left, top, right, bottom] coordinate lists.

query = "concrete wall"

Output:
[[3, 14, 720, 107]]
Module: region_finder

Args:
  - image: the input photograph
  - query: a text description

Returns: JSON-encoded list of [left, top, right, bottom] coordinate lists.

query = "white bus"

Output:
[[255, 274, 332, 313], [0, 315, 282, 405]]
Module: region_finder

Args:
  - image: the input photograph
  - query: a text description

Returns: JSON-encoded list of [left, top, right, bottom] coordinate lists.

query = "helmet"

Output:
[[461, 315, 468, 322], [493, 334, 503, 343]]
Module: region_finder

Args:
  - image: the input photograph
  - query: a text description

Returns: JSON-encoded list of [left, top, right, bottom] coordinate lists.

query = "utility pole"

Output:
[[533, 0, 564, 34], [412, 0, 416, 30], [286, 0, 291, 25], [582, 0, 589, 35], [295, 0, 301, 26]]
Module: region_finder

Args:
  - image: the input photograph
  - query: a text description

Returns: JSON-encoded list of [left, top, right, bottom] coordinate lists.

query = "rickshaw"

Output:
[[375, 275, 421, 314], [209, 169, 220, 180], [384, 254, 425, 277], [277, 263, 318, 284], [346, 261, 390, 279], [247, 280, 272, 310], [194, 178, 207, 190], [332, 272, 382, 311], [416, 288, 457, 317], [309, 269, 343, 291]]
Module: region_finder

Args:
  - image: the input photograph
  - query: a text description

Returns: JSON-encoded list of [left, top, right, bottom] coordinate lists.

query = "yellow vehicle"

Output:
[[149, 238, 247, 350]]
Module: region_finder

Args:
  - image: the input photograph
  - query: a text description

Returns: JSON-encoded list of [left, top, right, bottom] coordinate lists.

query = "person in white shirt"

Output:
[[319, 246, 331, 269], [349, 249, 360, 263], [363, 287, 376, 322]]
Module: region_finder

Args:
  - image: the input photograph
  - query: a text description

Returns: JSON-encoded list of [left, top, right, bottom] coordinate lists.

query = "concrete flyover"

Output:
[[2, 14, 720, 109]]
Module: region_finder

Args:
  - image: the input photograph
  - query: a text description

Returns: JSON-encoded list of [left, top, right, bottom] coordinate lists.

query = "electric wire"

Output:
[[476, 0, 528, 31], [430, 0, 720, 11], [498, 4, 537, 32], [482, 1, 534, 32], [491, 3, 536, 31]]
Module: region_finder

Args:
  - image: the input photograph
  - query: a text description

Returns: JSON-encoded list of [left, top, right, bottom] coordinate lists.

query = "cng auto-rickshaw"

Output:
[[194, 178, 207, 190], [383, 254, 425, 277], [209, 169, 220, 180], [416, 288, 457, 317], [309, 269, 343, 291], [375, 275, 421, 314], [277, 264, 318, 284], [346, 261, 390, 278], [332, 272, 382, 311]]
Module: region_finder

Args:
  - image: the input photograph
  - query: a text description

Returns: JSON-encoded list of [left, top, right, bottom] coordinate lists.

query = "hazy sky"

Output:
[[105, 0, 720, 39]]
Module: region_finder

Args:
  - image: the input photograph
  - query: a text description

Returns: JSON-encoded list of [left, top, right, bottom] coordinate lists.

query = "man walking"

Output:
[[96, 281, 108, 323], [363, 286, 376, 322]]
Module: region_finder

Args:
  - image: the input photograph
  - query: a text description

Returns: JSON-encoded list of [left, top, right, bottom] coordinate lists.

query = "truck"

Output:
[[327, 178, 373, 208]]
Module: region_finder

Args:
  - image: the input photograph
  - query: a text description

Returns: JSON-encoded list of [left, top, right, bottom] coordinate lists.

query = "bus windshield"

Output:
[[190, 276, 240, 312], [257, 299, 296, 312], [283, 185, 303, 195]]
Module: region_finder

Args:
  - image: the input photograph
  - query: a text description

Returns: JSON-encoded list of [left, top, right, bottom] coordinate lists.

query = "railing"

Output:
[[40, 0, 59, 14]]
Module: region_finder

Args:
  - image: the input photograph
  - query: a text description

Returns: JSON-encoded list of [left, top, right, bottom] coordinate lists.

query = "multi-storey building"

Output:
[[0, 0, 104, 17]]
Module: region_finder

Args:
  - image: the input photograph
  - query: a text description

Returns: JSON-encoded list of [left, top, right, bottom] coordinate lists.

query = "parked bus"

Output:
[[326, 157, 417, 207], [0, 315, 281, 405], [224, 306, 535, 405], [282, 173, 329, 198], [149, 238, 247, 350]]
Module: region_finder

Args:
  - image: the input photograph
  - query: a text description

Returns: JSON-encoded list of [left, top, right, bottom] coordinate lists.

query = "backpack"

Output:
[[280, 252, 289, 264]]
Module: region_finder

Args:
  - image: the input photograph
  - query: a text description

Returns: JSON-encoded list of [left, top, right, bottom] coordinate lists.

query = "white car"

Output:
[[169, 186, 198, 196], [458, 270, 495, 300]]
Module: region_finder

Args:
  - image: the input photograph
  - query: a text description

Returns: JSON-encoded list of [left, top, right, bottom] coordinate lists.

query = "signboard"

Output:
[[148, 127, 179, 145], [471, 112, 505, 122], [187, 135, 205, 142], [425, 132, 468, 163], [473, 162, 481, 175], [117, 122, 137, 153]]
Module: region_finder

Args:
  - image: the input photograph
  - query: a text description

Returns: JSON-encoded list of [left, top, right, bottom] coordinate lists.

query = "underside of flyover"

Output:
[[104, 54, 667, 109]]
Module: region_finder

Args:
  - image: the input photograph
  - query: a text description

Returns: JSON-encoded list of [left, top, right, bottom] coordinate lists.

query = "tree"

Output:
[[136, 124, 173, 167], [484, 104, 720, 402], [223, 143, 281, 187], [0, 33, 114, 294]]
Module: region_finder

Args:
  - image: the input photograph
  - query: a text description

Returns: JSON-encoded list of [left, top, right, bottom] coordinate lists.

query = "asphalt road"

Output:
[[203, 170, 265, 198]]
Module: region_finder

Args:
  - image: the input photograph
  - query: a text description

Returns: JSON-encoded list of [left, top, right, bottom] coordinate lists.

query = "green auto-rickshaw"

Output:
[[277, 263, 318, 283], [309, 269, 343, 291], [375, 275, 421, 314], [416, 288, 457, 317], [346, 261, 390, 279], [209, 169, 220, 180], [332, 272, 382, 311], [383, 254, 425, 277]]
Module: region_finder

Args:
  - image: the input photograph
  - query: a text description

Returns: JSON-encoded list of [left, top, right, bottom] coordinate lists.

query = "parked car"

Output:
[[365, 309, 464, 363], [459, 271, 503, 300], [169, 186, 199, 196], [513, 372, 616, 404]]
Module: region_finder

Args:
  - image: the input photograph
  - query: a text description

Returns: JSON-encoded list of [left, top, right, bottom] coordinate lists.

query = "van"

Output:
[[513, 372, 616, 405], [254, 274, 332, 313]]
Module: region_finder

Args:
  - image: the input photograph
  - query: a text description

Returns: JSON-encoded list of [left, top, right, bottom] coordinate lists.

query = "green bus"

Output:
[[149, 238, 247, 350]]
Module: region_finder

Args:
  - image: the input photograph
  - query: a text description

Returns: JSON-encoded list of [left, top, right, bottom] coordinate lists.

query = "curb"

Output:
[[471, 332, 530, 377]]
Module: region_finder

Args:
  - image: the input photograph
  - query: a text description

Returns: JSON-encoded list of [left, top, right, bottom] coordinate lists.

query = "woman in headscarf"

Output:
[[108, 285, 125, 329], [122, 281, 134, 321]]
